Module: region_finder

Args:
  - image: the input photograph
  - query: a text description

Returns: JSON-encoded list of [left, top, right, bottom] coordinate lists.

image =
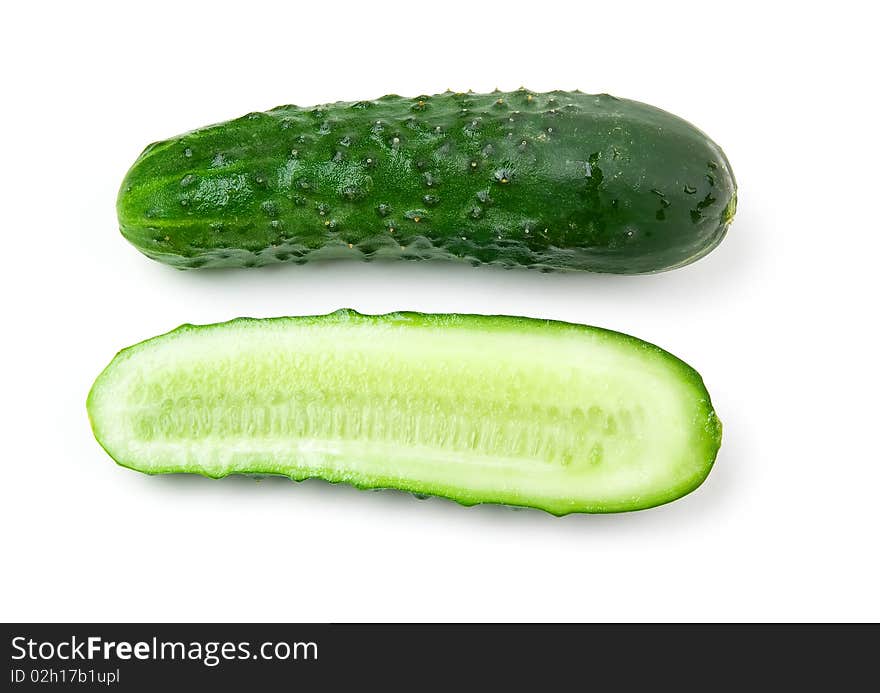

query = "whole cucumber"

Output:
[[118, 89, 736, 272]]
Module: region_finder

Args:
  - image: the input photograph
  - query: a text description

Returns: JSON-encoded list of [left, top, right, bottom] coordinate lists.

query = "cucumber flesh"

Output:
[[87, 311, 721, 514]]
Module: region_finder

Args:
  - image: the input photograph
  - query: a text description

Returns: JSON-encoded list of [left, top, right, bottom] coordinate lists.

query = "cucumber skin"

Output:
[[118, 90, 736, 273], [87, 310, 722, 515]]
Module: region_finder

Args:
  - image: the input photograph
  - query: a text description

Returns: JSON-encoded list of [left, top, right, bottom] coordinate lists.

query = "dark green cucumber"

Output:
[[87, 310, 721, 514], [118, 89, 736, 272]]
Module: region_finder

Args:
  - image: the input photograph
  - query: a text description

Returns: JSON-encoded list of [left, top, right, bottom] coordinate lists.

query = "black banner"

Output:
[[2, 624, 876, 689]]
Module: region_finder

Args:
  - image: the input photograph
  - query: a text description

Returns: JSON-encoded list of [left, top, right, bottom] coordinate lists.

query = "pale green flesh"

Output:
[[87, 311, 721, 514]]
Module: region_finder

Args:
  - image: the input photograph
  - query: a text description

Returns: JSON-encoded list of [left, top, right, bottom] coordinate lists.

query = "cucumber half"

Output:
[[87, 310, 721, 514]]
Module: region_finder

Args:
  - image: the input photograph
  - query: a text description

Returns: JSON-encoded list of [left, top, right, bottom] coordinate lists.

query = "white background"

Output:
[[2, 1, 877, 622]]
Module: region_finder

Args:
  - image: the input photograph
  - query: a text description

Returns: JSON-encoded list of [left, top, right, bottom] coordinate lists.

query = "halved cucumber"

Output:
[[87, 310, 721, 514]]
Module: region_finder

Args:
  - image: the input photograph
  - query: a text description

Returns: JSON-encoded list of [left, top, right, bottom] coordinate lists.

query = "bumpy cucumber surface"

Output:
[[87, 310, 721, 514], [118, 89, 736, 273]]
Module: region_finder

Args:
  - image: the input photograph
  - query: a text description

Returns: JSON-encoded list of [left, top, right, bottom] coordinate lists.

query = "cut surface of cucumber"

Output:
[[87, 310, 721, 514]]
